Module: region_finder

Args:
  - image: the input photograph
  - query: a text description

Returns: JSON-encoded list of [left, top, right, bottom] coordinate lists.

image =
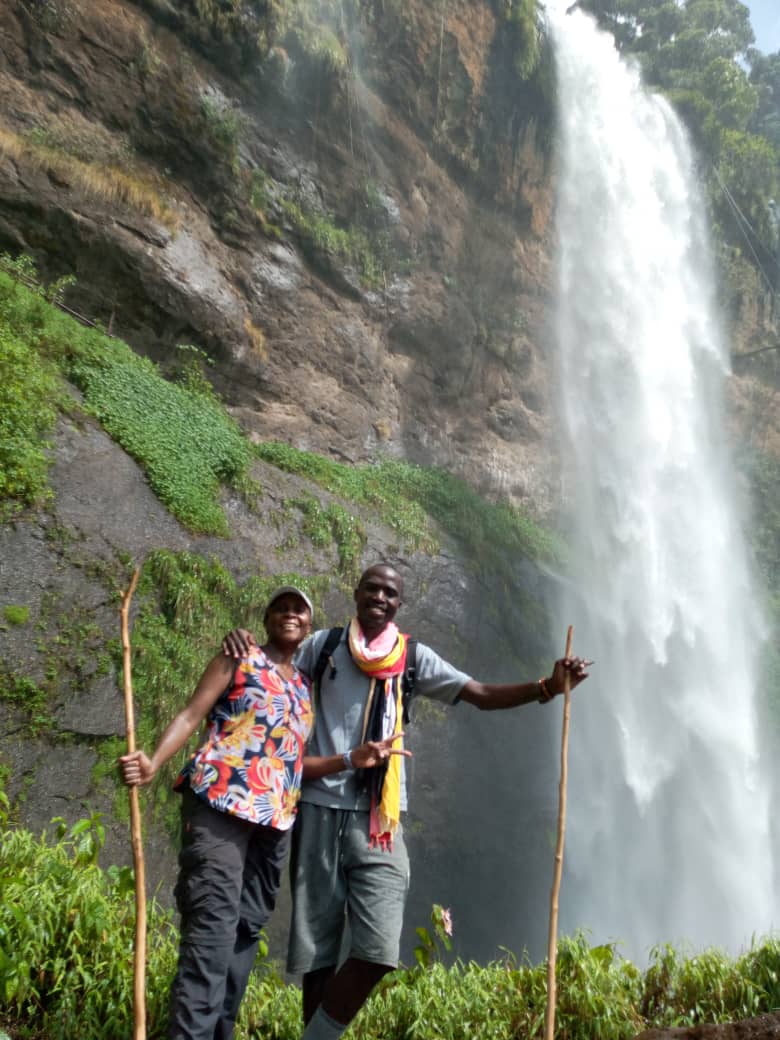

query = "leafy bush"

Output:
[[0, 815, 177, 1039], [2, 823, 779, 1040], [641, 941, 774, 1026], [0, 814, 299, 1040], [0, 322, 61, 513], [70, 351, 250, 534], [0, 267, 251, 534]]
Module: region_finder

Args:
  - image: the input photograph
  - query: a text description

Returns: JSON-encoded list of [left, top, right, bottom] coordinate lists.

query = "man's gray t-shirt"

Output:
[[294, 627, 471, 811]]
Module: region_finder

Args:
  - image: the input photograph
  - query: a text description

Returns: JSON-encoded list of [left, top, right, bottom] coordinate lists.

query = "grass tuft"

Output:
[[0, 125, 178, 228]]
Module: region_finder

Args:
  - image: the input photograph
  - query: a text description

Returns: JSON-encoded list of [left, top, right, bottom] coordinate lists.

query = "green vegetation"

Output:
[[255, 440, 562, 567], [0, 588, 108, 738], [3, 815, 780, 1039], [501, 0, 545, 80], [114, 551, 327, 830], [199, 93, 243, 172], [285, 493, 366, 580], [0, 315, 62, 516], [0, 814, 298, 1040], [0, 671, 52, 735], [184, 0, 348, 77], [249, 168, 407, 289], [2, 605, 30, 628], [278, 194, 387, 287], [0, 262, 251, 534], [274, 0, 348, 72]]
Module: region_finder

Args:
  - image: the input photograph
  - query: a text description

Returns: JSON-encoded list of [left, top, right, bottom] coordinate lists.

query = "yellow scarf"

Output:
[[348, 619, 407, 849]]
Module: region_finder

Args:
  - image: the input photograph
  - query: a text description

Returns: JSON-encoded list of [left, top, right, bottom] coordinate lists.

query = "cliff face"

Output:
[[0, 0, 561, 507]]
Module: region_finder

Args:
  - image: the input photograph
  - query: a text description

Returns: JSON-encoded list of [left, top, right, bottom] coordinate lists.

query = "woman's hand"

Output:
[[118, 750, 156, 787], [351, 732, 412, 769]]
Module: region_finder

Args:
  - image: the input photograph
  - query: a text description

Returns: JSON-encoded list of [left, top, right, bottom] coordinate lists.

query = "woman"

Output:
[[119, 585, 315, 1040], [120, 585, 406, 1040]]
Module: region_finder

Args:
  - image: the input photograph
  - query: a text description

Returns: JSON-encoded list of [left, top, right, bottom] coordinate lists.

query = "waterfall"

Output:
[[547, 6, 777, 958]]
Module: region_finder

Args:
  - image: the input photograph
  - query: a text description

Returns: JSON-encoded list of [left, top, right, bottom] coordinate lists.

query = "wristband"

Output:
[[342, 749, 355, 771], [538, 677, 554, 703]]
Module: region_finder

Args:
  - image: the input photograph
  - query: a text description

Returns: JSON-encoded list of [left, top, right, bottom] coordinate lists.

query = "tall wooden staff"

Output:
[[120, 567, 146, 1040], [544, 625, 574, 1040]]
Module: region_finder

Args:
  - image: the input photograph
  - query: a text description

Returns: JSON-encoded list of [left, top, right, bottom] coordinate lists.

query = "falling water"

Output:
[[548, 6, 777, 958]]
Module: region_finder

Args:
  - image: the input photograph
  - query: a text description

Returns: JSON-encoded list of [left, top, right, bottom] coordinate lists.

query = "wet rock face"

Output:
[[0, 0, 560, 511]]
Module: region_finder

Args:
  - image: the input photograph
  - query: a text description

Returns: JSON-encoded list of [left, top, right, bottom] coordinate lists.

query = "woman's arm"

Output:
[[118, 654, 236, 786]]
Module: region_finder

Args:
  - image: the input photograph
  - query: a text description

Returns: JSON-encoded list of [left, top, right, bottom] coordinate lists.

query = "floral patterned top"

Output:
[[176, 648, 313, 830]]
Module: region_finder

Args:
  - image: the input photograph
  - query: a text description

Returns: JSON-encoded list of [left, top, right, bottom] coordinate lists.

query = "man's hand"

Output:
[[118, 750, 156, 787], [351, 732, 412, 769], [548, 656, 593, 696], [222, 628, 256, 658]]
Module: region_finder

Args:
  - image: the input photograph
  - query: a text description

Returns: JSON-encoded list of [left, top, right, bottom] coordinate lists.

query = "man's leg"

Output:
[[320, 959, 392, 1021], [169, 791, 250, 1040], [301, 813, 410, 1039], [215, 824, 291, 1040], [302, 965, 336, 1025], [287, 805, 349, 1026]]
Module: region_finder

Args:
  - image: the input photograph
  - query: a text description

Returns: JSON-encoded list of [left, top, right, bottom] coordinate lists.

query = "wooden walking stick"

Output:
[[120, 567, 146, 1040], [544, 625, 574, 1040]]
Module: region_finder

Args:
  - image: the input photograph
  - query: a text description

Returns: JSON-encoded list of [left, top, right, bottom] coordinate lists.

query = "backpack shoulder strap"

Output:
[[313, 626, 344, 692], [401, 637, 418, 724]]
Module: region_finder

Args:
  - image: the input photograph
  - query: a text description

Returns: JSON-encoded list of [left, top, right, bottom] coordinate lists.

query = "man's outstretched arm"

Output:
[[459, 656, 591, 710]]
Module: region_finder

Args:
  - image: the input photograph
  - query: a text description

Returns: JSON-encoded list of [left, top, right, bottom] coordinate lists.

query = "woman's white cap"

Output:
[[265, 586, 313, 615]]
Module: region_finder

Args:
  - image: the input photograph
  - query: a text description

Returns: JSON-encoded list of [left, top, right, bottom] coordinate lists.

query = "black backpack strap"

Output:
[[313, 626, 344, 694], [401, 638, 417, 724]]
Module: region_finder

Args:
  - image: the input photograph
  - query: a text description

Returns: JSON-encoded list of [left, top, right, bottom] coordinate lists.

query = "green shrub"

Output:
[[641, 942, 772, 1026], [0, 267, 252, 534], [0, 815, 177, 1039], [71, 352, 250, 534], [286, 493, 365, 579], [2, 825, 779, 1040], [255, 441, 562, 567], [0, 323, 61, 512], [1, 606, 30, 627]]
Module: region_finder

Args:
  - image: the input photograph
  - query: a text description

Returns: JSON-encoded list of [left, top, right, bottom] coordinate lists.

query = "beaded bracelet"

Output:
[[538, 677, 554, 703]]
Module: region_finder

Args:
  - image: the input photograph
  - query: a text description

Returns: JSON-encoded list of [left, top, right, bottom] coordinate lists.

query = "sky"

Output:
[[745, 0, 780, 54]]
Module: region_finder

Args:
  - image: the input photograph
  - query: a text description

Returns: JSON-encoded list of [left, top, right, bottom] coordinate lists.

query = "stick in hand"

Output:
[[544, 625, 574, 1040], [120, 566, 146, 1040]]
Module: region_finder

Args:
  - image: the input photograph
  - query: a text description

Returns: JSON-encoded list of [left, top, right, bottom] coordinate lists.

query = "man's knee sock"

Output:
[[301, 1007, 347, 1040]]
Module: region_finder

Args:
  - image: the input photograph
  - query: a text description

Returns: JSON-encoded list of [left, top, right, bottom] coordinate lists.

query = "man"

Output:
[[225, 562, 591, 1040]]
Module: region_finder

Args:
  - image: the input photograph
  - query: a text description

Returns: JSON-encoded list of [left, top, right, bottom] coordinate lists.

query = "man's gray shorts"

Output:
[[287, 802, 410, 974]]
